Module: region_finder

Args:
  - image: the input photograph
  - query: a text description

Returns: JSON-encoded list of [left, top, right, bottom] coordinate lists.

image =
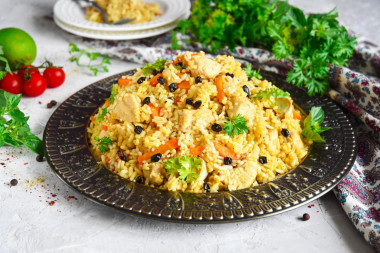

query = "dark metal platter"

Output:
[[43, 69, 356, 223]]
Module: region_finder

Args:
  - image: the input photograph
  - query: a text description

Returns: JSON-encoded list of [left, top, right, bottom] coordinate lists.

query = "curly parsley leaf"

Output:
[[141, 58, 167, 75], [0, 46, 12, 81], [109, 85, 117, 104], [250, 87, 290, 101], [95, 136, 112, 153], [68, 43, 111, 76], [0, 90, 43, 155], [244, 63, 262, 80], [301, 107, 331, 142], [224, 114, 248, 137], [96, 108, 107, 123], [164, 155, 202, 183]]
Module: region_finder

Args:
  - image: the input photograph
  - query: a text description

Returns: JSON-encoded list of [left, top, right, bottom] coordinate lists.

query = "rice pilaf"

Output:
[[87, 52, 311, 193]]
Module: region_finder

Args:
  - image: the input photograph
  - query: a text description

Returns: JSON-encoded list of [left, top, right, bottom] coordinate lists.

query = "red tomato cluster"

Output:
[[0, 65, 65, 97]]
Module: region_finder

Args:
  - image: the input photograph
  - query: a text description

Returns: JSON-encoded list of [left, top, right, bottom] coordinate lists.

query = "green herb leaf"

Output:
[[0, 90, 43, 155], [96, 108, 107, 122], [141, 58, 167, 75], [301, 107, 331, 142], [95, 136, 112, 153], [250, 87, 290, 101], [244, 63, 262, 80], [164, 155, 202, 183], [223, 114, 248, 137], [109, 85, 117, 104]]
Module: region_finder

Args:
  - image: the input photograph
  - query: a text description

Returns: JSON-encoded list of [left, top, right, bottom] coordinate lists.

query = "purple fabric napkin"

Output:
[[80, 32, 380, 251]]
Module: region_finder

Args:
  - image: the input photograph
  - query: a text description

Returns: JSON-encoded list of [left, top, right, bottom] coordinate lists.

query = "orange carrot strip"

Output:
[[293, 109, 302, 120], [105, 156, 110, 163], [215, 76, 225, 102], [104, 99, 110, 108], [177, 80, 191, 90], [148, 103, 160, 118], [214, 142, 239, 160], [138, 139, 179, 165], [149, 73, 163, 87], [101, 125, 108, 131], [174, 97, 182, 105], [90, 116, 95, 123], [118, 78, 131, 86], [189, 145, 205, 157]]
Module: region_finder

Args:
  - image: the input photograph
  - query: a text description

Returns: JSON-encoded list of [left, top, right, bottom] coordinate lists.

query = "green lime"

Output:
[[0, 27, 37, 70]]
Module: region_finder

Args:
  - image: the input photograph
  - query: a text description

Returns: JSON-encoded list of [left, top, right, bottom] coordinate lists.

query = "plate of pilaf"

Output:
[[43, 52, 356, 222]]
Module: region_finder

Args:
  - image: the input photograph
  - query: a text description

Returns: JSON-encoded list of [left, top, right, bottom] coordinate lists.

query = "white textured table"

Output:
[[0, 0, 378, 252]]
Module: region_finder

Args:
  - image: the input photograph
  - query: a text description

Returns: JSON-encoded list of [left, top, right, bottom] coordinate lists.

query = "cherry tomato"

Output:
[[0, 72, 22, 94], [43, 68, 65, 88], [18, 65, 40, 79], [22, 73, 47, 97]]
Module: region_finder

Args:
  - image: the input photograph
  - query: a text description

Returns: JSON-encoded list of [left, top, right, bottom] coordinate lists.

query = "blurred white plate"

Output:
[[54, 0, 191, 32], [53, 9, 190, 40]]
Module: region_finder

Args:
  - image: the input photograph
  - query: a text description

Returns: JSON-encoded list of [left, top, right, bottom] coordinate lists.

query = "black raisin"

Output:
[[157, 76, 165, 85], [243, 85, 250, 97], [195, 76, 202, 84], [50, 100, 57, 106], [175, 62, 184, 68], [169, 83, 178, 92], [152, 69, 159, 76], [193, 100, 202, 109], [117, 149, 128, 162], [224, 157, 232, 165], [203, 183, 210, 193], [151, 153, 162, 162], [281, 128, 290, 137], [142, 97, 150, 105], [226, 72, 234, 78], [211, 123, 222, 132], [136, 176, 143, 183], [137, 77, 146, 84], [10, 179, 18, 186], [186, 98, 194, 105], [134, 125, 143, 134], [259, 156, 267, 164]]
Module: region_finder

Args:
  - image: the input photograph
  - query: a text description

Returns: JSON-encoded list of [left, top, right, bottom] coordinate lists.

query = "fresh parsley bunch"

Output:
[[172, 0, 356, 96], [0, 46, 12, 81], [0, 90, 43, 155]]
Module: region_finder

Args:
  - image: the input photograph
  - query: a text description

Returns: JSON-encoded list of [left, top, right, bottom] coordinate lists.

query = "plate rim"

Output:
[[43, 68, 357, 223]]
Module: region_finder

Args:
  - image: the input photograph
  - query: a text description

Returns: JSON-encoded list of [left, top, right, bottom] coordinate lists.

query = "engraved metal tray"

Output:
[[43, 69, 356, 223]]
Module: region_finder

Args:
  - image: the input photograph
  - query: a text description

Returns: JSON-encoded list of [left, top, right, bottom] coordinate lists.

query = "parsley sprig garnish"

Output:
[[251, 88, 290, 101], [301, 107, 331, 142], [172, 0, 356, 96], [69, 43, 111, 76], [0, 46, 11, 81], [164, 155, 202, 183], [224, 114, 248, 137], [244, 64, 262, 80], [96, 108, 107, 123], [0, 90, 43, 155], [109, 85, 117, 104], [95, 136, 112, 153], [141, 58, 167, 75]]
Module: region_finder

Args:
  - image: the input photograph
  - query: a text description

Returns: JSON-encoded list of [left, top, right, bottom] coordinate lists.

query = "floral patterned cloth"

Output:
[[80, 31, 380, 251]]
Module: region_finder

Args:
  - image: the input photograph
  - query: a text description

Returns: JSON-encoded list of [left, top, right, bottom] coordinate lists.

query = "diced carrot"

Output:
[[215, 76, 225, 102], [189, 145, 205, 157], [214, 142, 239, 160], [148, 103, 160, 118], [118, 78, 131, 86], [90, 116, 95, 123], [138, 139, 179, 165], [177, 80, 191, 90], [101, 125, 108, 131], [173, 56, 188, 66], [174, 97, 182, 105], [150, 73, 163, 87], [293, 109, 302, 120], [104, 99, 110, 108], [105, 156, 110, 163]]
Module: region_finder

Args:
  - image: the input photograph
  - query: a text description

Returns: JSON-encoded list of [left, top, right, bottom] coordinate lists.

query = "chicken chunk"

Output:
[[190, 55, 222, 79], [143, 164, 164, 186], [110, 93, 141, 122], [214, 161, 258, 191], [226, 96, 255, 120], [180, 108, 214, 132]]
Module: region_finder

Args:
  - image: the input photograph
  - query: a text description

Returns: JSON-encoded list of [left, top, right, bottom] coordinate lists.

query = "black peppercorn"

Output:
[[203, 183, 210, 193], [226, 72, 234, 78], [211, 123, 222, 132], [36, 155, 44, 162], [157, 76, 165, 85], [281, 128, 290, 137], [142, 97, 151, 105], [193, 100, 202, 109], [117, 149, 128, 162], [186, 98, 194, 105], [134, 125, 143, 134], [169, 83, 178, 92], [10, 179, 18, 186], [259, 156, 267, 164], [136, 176, 143, 184], [224, 157, 232, 165], [195, 76, 202, 84], [243, 85, 250, 97], [302, 213, 310, 221], [137, 77, 146, 84], [151, 153, 162, 162]]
